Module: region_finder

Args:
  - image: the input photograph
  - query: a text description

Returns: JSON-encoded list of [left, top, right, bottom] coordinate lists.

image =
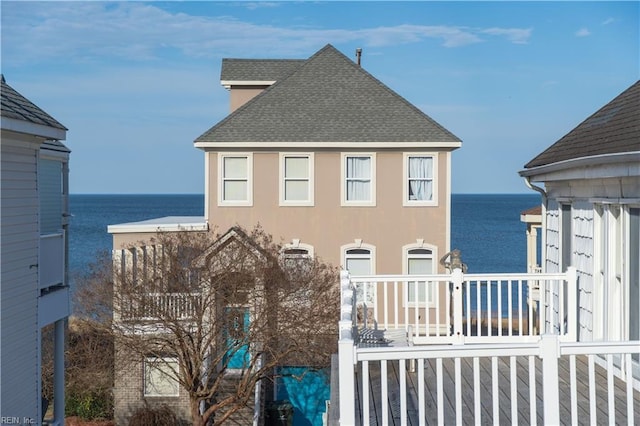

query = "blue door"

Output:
[[224, 307, 250, 369]]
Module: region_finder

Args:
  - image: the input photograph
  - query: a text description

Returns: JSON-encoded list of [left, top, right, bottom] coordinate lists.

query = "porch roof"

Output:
[[107, 216, 207, 234]]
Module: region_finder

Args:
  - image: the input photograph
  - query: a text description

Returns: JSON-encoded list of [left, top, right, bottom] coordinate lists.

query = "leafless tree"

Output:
[[76, 225, 339, 426]]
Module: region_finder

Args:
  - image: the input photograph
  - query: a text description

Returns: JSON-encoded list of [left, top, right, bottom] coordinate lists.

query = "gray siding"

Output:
[[1, 139, 40, 420], [572, 201, 594, 340]]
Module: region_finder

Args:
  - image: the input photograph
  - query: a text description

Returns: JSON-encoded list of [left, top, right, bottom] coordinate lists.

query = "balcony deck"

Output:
[[334, 269, 640, 425], [354, 351, 640, 425]]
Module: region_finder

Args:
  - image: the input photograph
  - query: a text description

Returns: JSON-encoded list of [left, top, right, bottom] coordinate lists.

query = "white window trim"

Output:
[[282, 239, 315, 258], [341, 240, 376, 275], [341, 153, 376, 207], [403, 152, 438, 207], [144, 356, 180, 397], [217, 153, 253, 206], [342, 240, 376, 307], [279, 153, 314, 206], [402, 241, 437, 307]]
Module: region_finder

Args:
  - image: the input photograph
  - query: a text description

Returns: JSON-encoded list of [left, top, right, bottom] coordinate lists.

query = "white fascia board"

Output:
[[520, 213, 542, 223], [108, 216, 208, 234], [194, 141, 462, 150], [221, 80, 276, 89], [519, 151, 640, 181], [1, 116, 66, 141]]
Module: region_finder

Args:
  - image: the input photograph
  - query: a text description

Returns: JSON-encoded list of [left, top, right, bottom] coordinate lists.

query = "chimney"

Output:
[[355, 48, 362, 66]]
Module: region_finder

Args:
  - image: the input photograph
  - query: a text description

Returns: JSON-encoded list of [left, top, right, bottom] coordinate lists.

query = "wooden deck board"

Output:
[[355, 355, 640, 425]]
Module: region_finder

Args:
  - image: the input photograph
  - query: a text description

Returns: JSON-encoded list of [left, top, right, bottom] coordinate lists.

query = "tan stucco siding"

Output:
[[229, 86, 268, 112], [204, 149, 451, 273]]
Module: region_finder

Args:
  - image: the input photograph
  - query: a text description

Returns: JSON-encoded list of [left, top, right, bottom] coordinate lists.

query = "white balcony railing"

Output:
[[344, 267, 578, 345], [39, 233, 64, 290], [119, 292, 201, 321], [336, 267, 639, 425]]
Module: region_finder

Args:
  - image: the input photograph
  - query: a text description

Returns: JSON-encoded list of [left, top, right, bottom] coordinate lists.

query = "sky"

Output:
[[1, 1, 638, 194]]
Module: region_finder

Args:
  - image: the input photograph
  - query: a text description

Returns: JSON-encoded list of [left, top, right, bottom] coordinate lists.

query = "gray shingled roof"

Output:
[[196, 44, 460, 144], [1, 75, 67, 131], [525, 80, 639, 169], [221, 59, 305, 82]]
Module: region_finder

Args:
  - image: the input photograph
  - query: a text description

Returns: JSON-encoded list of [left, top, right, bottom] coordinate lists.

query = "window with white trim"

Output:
[[342, 154, 375, 206], [403, 153, 437, 206], [144, 357, 179, 397], [403, 245, 435, 305], [218, 154, 252, 206], [281, 241, 314, 275], [280, 154, 313, 206], [342, 243, 375, 305]]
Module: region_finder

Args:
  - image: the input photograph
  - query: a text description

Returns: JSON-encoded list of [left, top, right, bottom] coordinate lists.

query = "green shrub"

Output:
[[65, 390, 112, 420], [128, 404, 178, 426]]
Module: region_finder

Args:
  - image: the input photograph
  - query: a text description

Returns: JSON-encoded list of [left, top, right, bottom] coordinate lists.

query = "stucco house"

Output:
[[108, 44, 462, 424], [519, 79, 639, 346], [1, 75, 70, 425]]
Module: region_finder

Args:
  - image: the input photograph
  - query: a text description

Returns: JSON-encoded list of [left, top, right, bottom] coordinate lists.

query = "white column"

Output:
[[53, 318, 65, 425]]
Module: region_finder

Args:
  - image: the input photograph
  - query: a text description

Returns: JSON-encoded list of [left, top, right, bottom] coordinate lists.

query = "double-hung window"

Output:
[[404, 246, 435, 305], [280, 154, 313, 206], [218, 153, 252, 206], [404, 153, 437, 206], [342, 153, 375, 206]]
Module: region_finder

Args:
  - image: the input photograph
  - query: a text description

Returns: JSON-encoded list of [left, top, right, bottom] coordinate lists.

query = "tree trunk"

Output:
[[190, 399, 206, 426]]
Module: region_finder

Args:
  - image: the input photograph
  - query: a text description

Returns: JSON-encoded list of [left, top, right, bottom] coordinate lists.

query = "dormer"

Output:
[[220, 58, 304, 112]]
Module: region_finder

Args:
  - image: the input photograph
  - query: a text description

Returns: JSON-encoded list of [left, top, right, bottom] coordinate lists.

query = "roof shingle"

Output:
[[196, 44, 460, 144], [221, 59, 305, 82], [525, 80, 639, 169], [1, 75, 67, 131]]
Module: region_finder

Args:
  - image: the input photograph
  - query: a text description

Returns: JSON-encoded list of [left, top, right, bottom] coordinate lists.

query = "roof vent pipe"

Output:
[[355, 48, 362, 66]]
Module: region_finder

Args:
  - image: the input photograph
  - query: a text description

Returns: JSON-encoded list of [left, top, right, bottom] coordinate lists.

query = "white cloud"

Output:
[[601, 17, 615, 25], [480, 27, 533, 44], [575, 28, 591, 37], [1, 2, 535, 66]]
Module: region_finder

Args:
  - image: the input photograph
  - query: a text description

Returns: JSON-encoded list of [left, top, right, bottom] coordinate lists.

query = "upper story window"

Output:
[[342, 153, 376, 206], [218, 153, 252, 206], [280, 153, 314, 206], [403, 243, 436, 305], [403, 153, 437, 206]]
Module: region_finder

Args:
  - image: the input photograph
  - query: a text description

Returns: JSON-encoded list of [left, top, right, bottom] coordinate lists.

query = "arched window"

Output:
[[281, 241, 314, 277], [403, 242, 436, 305], [342, 241, 376, 305]]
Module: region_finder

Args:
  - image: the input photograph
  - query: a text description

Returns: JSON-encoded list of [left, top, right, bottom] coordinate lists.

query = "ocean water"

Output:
[[68, 192, 540, 279]]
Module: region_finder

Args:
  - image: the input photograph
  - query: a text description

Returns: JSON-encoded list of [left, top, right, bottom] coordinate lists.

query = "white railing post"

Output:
[[339, 270, 356, 425], [452, 266, 464, 343], [540, 334, 560, 425], [565, 267, 578, 342]]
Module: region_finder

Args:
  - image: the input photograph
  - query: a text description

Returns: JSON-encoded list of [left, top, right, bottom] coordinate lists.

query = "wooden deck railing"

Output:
[[119, 292, 201, 321]]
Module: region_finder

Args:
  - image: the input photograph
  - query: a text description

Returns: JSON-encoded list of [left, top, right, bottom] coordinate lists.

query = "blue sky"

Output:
[[2, 1, 638, 194]]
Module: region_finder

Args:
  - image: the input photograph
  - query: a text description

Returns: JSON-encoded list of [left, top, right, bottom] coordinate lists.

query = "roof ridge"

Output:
[[196, 44, 461, 144]]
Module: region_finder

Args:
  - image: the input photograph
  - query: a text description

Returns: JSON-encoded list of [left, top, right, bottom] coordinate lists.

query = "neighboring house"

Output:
[[108, 44, 461, 424], [1, 75, 70, 425], [519, 79, 640, 345]]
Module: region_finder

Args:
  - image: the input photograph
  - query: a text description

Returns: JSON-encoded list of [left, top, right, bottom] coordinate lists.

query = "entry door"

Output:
[[224, 307, 250, 369]]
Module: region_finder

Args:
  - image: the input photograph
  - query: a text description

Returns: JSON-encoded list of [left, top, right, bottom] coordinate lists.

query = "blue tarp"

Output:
[[275, 367, 330, 426]]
